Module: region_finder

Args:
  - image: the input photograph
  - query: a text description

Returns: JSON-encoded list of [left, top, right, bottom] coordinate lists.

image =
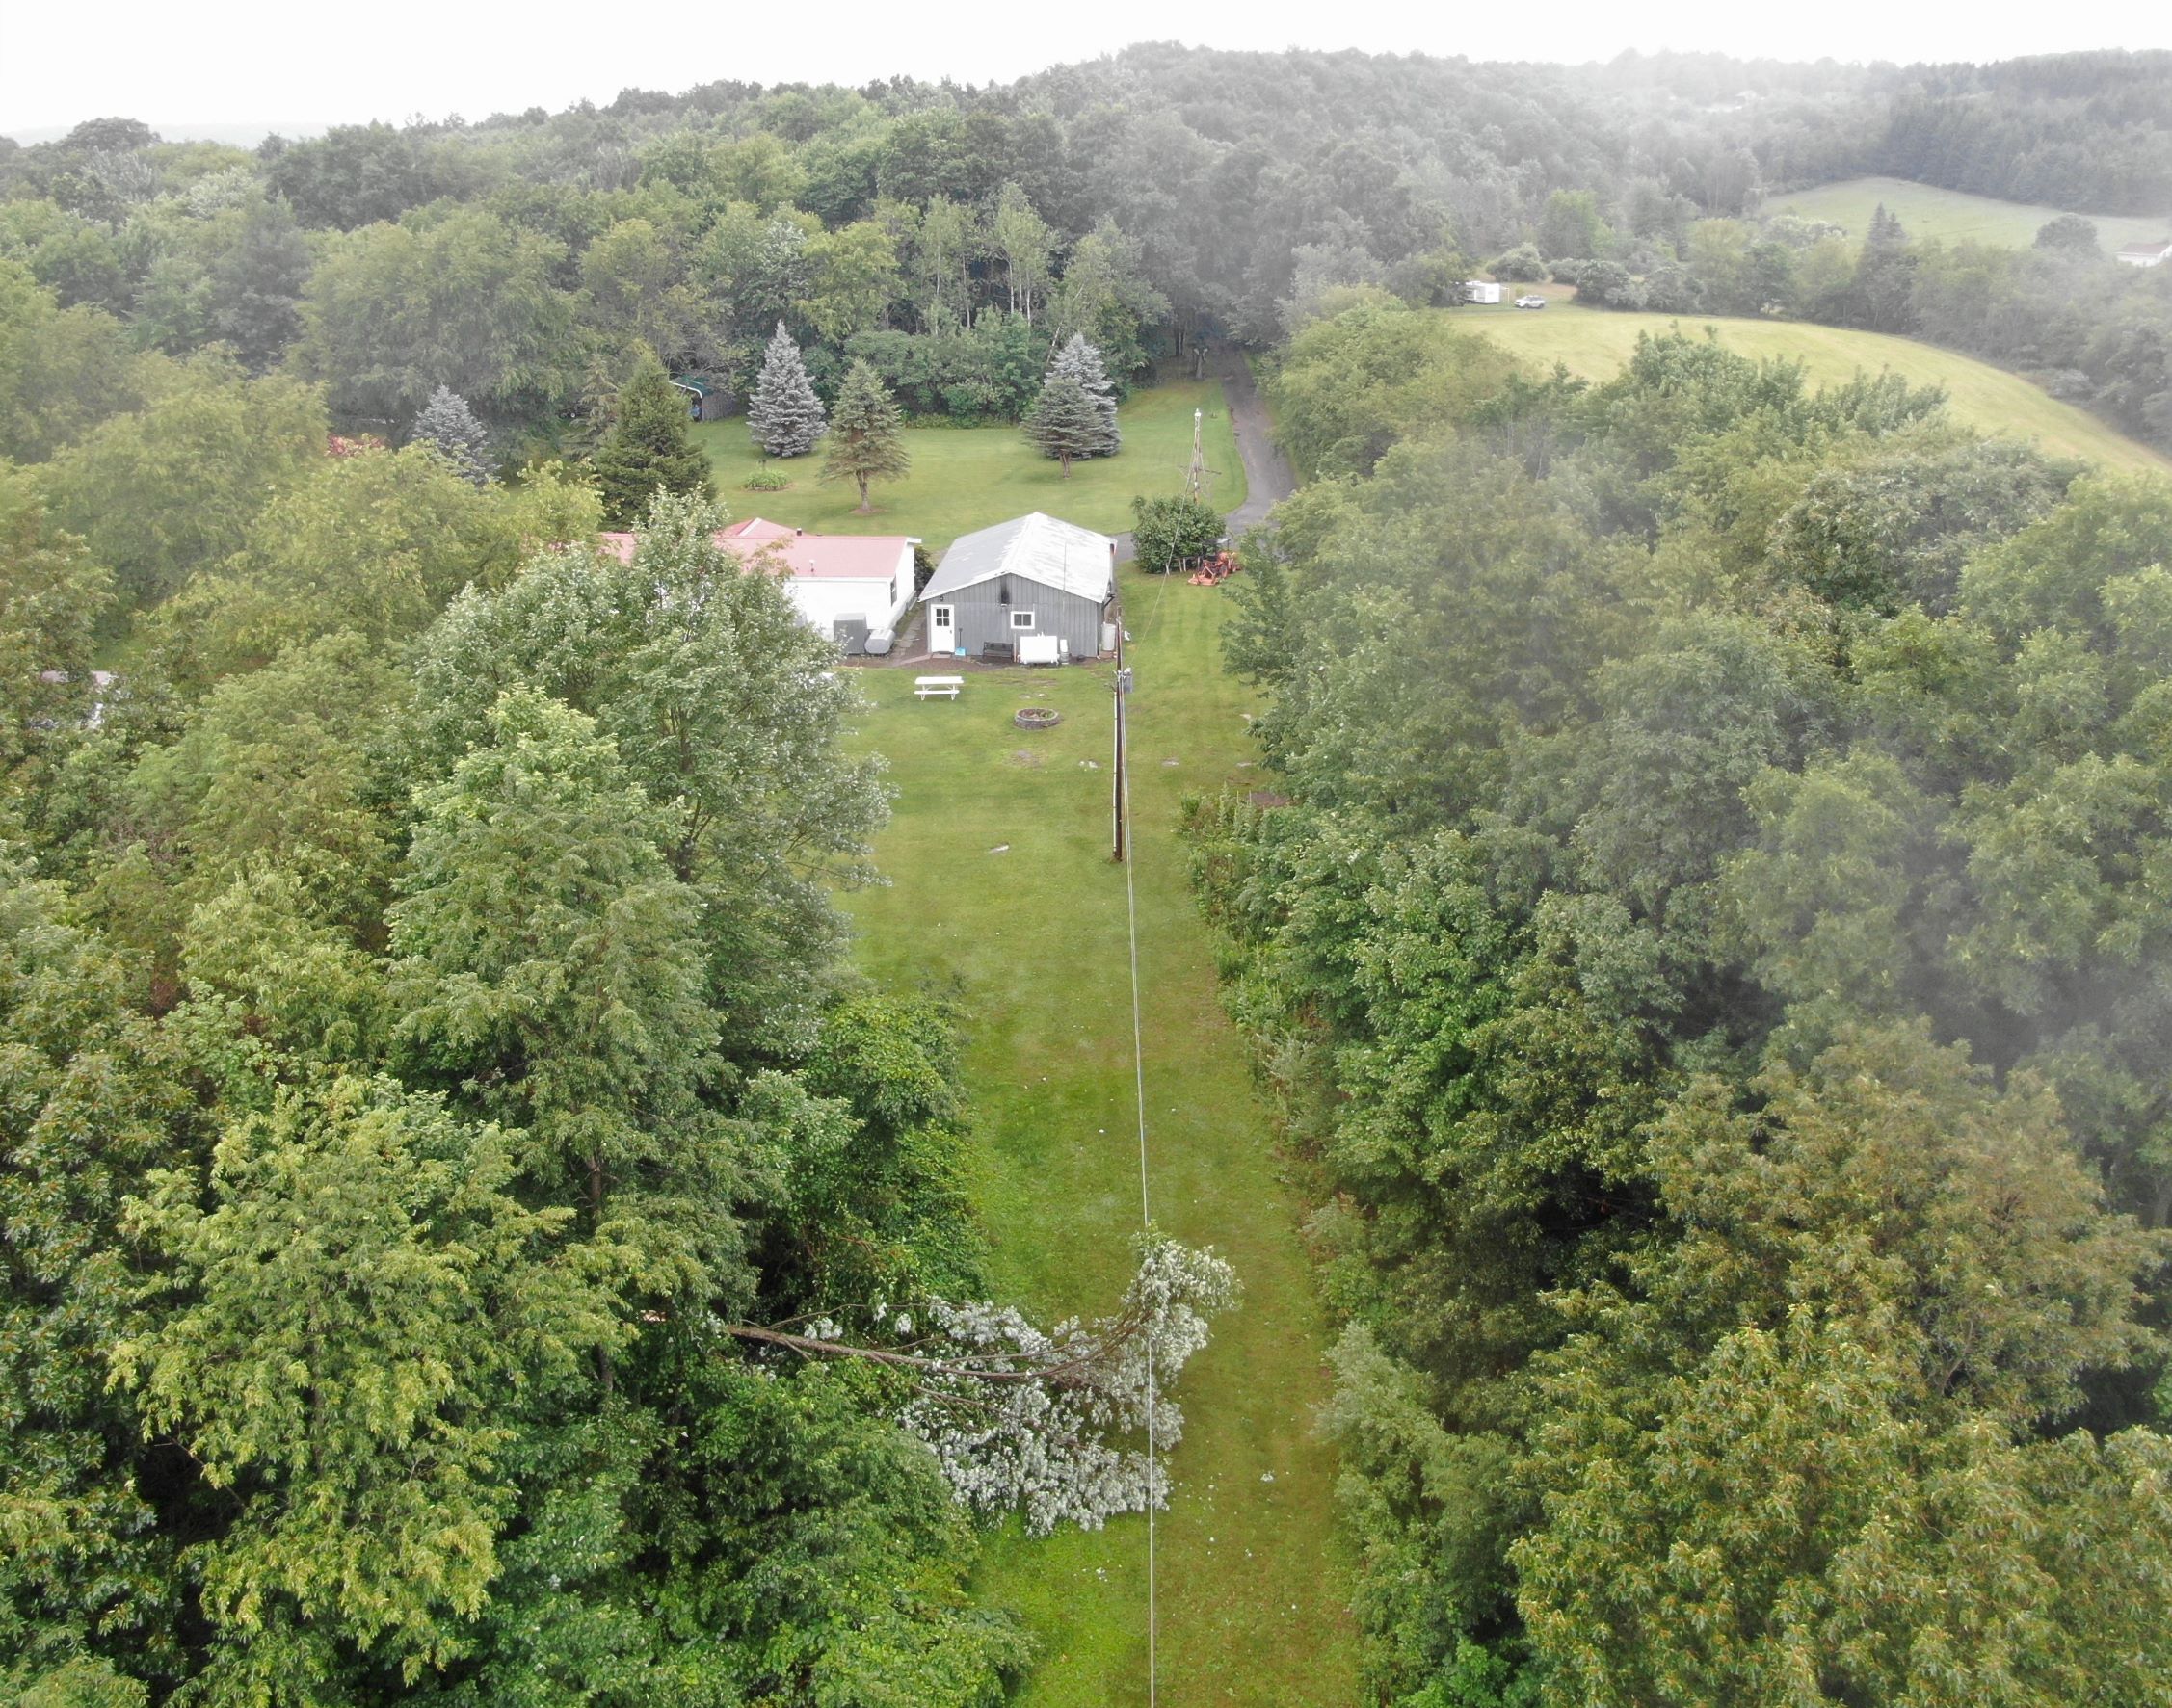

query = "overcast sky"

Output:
[[5, 0, 2168, 140]]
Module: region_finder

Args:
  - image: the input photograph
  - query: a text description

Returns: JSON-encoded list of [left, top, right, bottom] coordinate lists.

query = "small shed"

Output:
[[918, 512, 1117, 661], [670, 374, 730, 420], [1463, 280, 1503, 304]]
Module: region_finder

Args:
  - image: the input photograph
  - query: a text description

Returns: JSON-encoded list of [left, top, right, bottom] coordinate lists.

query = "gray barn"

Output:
[[918, 512, 1117, 661]]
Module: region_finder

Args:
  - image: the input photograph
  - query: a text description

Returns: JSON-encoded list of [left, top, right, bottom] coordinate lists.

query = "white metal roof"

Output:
[[918, 512, 1116, 605]]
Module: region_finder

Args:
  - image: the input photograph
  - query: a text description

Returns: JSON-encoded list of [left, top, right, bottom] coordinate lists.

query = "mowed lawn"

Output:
[[1764, 175, 2168, 255], [835, 566, 1359, 1707], [1456, 301, 2172, 474], [693, 381, 1245, 552]]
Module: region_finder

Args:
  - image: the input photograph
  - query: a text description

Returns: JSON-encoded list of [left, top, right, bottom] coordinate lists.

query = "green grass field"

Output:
[[836, 565, 1358, 1707], [1456, 301, 2171, 474], [1764, 175, 2169, 256], [694, 381, 1246, 552]]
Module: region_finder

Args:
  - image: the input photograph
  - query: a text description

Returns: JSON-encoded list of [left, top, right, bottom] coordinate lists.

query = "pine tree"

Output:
[[748, 322, 826, 459], [1048, 333, 1122, 457], [1022, 374, 1102, 478], [819, 359, 911, 512], [591, 351, 714, 528], [568, 352, 620, 459], [1854, 203, 1918, 336], [409, 384, 491, 486]]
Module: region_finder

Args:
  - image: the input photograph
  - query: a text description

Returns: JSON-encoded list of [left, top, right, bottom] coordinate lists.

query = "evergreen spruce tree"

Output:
[[569, 352, 620, 459], [1022, 374, 1102, 478], [409, 384, 491, 486], [748, 322, 827, 459], [819, 359, 911, 512], [591, 351, 715, 528], [1854, 203, 1919, 335], [1048, 333, 1122, 457]]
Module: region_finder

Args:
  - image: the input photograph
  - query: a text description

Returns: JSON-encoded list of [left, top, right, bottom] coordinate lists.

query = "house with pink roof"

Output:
[[599, 517, 919, 654]]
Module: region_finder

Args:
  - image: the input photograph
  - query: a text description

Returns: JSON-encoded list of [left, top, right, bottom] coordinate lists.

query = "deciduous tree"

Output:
[[407, 496, 887, 1049], [1130, 492, 1222, 571], [45, 355, 324, 606], [114, 1074, 613, 1690]]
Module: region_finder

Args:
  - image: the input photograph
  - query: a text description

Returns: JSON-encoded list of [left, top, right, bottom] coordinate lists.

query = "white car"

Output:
[[1514, 294, 1548, 309]]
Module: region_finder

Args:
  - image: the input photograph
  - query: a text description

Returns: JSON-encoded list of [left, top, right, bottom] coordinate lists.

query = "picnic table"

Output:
[[914, 674, 964, 700]]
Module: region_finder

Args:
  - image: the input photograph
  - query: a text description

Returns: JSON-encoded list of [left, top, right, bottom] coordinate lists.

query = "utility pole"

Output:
[[1113, 659, 1133, 863], [1112, 607, 1132, 863]]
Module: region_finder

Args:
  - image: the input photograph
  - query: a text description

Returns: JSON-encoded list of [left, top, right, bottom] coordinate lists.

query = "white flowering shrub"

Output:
[[725, 1234, 1238, 1534]]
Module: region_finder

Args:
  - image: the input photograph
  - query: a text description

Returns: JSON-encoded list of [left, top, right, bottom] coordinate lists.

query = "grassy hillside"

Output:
[[1459, 301, 2171, 474], [694, 380, 1245, 553], [1764, 175, 2169, 255], [836, 565, 1359, 1707]]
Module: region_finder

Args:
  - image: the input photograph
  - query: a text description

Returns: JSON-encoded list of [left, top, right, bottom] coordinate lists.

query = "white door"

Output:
[[929, 603, 956, 655]]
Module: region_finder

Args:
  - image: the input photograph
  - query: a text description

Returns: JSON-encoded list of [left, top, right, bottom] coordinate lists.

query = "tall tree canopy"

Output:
[[1197, 304, 2172, 1704]]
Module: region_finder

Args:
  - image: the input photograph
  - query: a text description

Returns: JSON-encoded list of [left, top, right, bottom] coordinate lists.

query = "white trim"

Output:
[[1009, 609, 1036, 630]]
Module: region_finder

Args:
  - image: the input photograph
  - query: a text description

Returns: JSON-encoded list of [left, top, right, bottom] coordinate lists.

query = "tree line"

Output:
[[0, 111, 1170, 452], [9, 49, 2166, 457], [1187, 301, 2172, 1703]]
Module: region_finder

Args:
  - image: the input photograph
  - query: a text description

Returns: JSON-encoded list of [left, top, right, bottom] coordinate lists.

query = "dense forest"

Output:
[[3, 470, 1240, 1701], [4, 45, 2168, 459], [8, 39, 2172, 1708], [1190, 301, 2172, 1702]]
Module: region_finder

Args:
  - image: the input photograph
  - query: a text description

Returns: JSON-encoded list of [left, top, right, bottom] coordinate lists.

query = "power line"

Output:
[[1116, 653, 1156, 1708]]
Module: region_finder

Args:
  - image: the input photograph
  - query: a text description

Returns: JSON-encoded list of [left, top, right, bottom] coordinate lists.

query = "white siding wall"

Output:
[[887, 544, 914, 627], [783, 547, 916, 639], [788, 578, 887, 633]]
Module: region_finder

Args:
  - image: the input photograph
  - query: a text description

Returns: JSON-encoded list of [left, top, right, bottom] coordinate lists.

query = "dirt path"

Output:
[[1212, 351, 1297, 530], [1109, 350, 1290, 567]]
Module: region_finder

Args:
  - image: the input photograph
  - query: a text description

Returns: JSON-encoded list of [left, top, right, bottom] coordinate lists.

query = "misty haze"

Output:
[[4, 30, 2172, 1708]]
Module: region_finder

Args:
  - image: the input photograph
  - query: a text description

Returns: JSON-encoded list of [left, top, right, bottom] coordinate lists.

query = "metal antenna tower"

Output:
[[1184, 407, 1209, 502]]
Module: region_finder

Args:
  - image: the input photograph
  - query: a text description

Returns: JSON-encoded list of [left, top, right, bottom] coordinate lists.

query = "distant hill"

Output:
[[1455, 300, 2171, 474], [1767, 175, 2171, 255]]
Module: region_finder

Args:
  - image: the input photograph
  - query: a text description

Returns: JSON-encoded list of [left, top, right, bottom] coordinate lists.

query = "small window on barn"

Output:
[[1010, 610, 1035, 630]]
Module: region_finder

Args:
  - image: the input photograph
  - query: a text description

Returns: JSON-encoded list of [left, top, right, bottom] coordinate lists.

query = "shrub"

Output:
[[1131, 492, 1225, 571], [1489, 243, 1548, 283]]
